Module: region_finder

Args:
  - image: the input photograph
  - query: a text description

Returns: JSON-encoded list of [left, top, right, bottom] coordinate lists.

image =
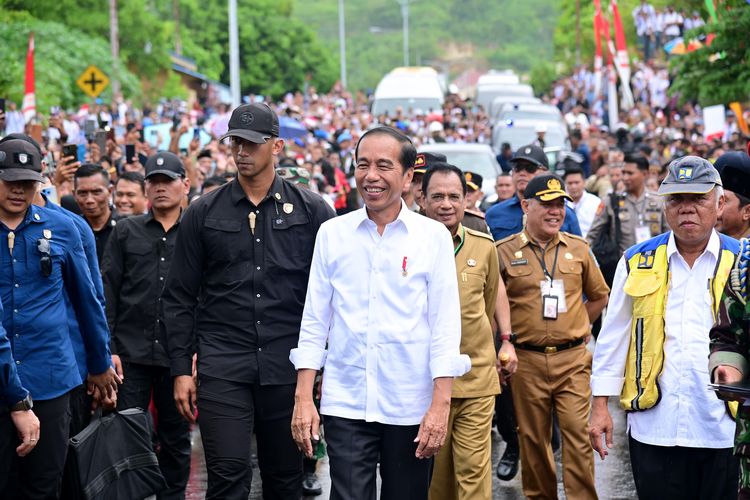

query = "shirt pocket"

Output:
[[203, 217, 243, 262], [269, 212, 313, 272]]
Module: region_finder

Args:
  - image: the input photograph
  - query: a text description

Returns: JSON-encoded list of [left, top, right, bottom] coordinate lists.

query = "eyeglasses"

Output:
[[512, 162, 546, 174], [37, 238, 52, 277]]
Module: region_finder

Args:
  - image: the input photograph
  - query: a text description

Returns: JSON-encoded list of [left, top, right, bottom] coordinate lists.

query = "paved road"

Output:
[[185, 397, 636, 499]]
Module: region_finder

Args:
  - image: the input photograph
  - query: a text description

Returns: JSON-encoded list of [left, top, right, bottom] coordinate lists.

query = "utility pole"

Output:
[[228, 0, 241, 107], [338, 0, 347, 88], [109, 0, 121, 96], [575, 0, 581, 66], [396, 0, 410, 66]]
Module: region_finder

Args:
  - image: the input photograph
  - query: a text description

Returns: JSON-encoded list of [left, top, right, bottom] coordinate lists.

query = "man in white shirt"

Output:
[[564, 166, 602, 238], [589, 156, 740, 499], [662, 6, 683, 41], [632, 1, 656, 60], [290, 126, 469, 499]]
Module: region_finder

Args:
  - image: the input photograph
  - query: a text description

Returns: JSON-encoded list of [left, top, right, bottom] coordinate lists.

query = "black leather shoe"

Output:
[[302, 472, 322, 496], [496, 445, 520, 481]]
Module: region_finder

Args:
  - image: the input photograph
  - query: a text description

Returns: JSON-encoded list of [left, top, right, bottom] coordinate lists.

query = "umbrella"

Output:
[[664, 34, 715, 55], [279, 116, 308, 140]]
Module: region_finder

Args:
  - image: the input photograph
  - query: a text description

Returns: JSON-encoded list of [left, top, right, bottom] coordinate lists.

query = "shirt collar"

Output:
[[145, 208, 184, 225], [355, 200, 415, 233], [519, 228, 567, 248], [229, 174, 286, 206], [666, 229, 721, 261]]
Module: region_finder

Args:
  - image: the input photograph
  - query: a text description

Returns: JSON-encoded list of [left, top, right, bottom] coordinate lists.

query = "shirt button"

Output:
[[13, 309, 17, 314], [162, 237, 167, 242], [256, 238, 261, 243], [256, 320, 261, 324], [155, 339, 159, 344], [160, 257, 165, 262], [14, 334, 18, 338], [256, 266, 261, 271], [12, 259, 16, 263], [15, 360, 20, 365], [256, 294, 261, 298], [156, 319, 160, 324], [14, 284, 19, 288], [258, 347, 262, 352], [160, 277, 164, 281]]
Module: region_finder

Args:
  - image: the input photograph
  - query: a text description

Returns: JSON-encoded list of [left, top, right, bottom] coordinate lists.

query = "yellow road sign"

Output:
[[76, 65, 110, 98]]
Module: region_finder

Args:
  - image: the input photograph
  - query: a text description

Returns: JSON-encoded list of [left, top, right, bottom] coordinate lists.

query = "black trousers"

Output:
[[118, 362, 191, 500], [324, 415, 433, 500], [495, 387, 518, 451], [629, 434, 739, 500], [0, 392, 71, 499], [67, 383, 93, 437], [196, 376, 302, 500]]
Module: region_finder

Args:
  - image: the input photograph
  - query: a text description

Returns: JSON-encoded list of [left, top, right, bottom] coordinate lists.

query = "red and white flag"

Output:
[[593, 0, 604, 98], [21, 32, 36, 123], [610, 0, 634, 110]]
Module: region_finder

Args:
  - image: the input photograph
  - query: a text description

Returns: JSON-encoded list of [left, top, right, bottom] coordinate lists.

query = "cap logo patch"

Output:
[[678, 167, 693, 180], [414, 154, 425, 167], [18, 153, 28, 165], [240, 112, 254, 125], [525, 147, 531, 154], [547, 178, 562, 191], [156, 157, 164, 166], [465, 173, 473, 182]]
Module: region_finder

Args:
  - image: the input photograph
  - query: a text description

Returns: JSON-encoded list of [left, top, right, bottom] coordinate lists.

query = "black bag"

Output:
[[591, 194, 622, 286], [64, 408, 167, 500]]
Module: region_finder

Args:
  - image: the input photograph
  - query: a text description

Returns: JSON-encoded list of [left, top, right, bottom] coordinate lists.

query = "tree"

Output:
[[669, 1, 750, 106], [0, 11, 140, 111]]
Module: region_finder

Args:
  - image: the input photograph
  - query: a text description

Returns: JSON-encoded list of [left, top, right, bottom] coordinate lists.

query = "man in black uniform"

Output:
[[162, 103, 335, 500], [102, 151, 191, 499]]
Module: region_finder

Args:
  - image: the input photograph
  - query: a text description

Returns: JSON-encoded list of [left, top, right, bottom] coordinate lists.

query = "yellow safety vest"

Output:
[[619, 232, 739, 413]]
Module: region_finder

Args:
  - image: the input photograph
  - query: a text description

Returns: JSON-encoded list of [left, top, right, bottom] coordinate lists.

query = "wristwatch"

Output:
[[10, 395, 33, 412], [499, 332, 516, 343]]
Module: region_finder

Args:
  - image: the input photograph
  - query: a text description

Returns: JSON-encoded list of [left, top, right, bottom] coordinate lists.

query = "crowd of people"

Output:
[[0, 41, 749, 499]]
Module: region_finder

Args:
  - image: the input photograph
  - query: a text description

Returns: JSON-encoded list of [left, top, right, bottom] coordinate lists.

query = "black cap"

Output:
[[0, 139, 44, 182], [145, 152, 185, 180], [219, 103, 280, 144], [0, 133, 43, 155], [414, 152, 447, 174], [523, 174, 572, 202], [716, 152, 750, 199], [510, 144, 549, 169], [464, 171, 483, 191]]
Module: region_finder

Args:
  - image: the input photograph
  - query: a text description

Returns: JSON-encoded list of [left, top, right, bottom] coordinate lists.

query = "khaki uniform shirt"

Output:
[[496, 230, 610, 346], [462, 210, 491, 235], [452, 224, 501, 398], [586, 190, 668, 255]]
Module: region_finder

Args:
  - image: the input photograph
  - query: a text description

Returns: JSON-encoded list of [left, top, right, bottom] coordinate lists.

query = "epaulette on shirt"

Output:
[[464, 209, 485, 219], [465, 227, 494, 242], [495, 232, 520, 247], [561, 231, 589, 245]]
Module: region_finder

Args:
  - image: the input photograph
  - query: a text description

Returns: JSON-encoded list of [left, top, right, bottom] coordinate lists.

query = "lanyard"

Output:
[[530, 240, 560, 284], [453, 226, 466, 256]]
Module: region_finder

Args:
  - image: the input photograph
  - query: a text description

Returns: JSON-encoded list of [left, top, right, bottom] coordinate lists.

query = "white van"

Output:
[[371, 67, 445, 117], [477, 83, 534, 114]]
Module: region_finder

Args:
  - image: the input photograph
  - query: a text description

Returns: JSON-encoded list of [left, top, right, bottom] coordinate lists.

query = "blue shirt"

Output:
[[2, 205, 111, 400], [0, 298, 27, 407], [575, 142, 591, 177], [486, 195, 583, 241], [42, 197, 105, 380]]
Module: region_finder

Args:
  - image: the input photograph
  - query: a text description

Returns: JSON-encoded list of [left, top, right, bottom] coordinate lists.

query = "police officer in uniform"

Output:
[[421, 162, 507, 499], [163, 103, 335, 500], [407, 152, 447, 212], [496, 174, 609, 499], [587, 152, 668, 256], [462, 171, 490, 234]]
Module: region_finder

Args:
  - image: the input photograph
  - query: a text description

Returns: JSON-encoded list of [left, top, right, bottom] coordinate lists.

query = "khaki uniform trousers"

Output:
[[511, 344, 597, 500], [429, 395, 495, 500]]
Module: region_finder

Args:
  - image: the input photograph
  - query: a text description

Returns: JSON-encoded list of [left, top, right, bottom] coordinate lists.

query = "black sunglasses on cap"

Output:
[[512, 161, 547, 174]]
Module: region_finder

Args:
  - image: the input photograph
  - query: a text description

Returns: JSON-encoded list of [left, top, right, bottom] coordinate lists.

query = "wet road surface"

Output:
[[185, 397, 635, 499]]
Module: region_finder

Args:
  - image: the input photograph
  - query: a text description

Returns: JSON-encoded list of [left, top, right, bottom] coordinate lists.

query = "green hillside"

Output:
[[292, 0, 561, 91]]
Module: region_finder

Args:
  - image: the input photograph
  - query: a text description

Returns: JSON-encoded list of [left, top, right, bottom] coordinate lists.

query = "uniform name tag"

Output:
[[511, 259, 528, 266]]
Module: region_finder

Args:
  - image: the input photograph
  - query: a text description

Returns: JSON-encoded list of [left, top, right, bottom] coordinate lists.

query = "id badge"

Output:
[[635, 225, 651, 244], [543, 295, 558, 320], [540, 279, 567, 312]]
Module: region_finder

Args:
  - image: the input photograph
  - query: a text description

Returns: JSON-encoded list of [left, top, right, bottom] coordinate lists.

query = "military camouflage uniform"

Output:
[[709, 238, 750, 498]]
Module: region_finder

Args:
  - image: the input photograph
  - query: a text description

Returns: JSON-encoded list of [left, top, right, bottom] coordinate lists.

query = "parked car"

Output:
[[491, 118, 570, 153], [418, 143, 501, 196]]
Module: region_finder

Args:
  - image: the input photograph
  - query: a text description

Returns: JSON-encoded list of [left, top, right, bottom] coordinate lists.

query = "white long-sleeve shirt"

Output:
[[290, 203, 470, 425], [592, 231, 735, 448]]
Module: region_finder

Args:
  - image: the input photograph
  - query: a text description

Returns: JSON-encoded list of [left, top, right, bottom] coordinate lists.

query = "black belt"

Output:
[[514, 337, 584, 354]]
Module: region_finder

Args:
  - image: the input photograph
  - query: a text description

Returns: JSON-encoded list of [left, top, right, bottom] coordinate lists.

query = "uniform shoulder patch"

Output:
[[465, 227, 494, 242], [464, 209, 485, 220], [561, 231, 588, 245], [494, 232, 518, 247]]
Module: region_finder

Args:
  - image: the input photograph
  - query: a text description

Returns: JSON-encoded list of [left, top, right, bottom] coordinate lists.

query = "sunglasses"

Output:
[[512, 162, 546, 174], [37, 238, 52, 277]]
